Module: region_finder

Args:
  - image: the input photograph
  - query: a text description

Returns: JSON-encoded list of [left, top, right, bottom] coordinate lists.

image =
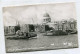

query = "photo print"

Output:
[[2, 2, 78, 53]]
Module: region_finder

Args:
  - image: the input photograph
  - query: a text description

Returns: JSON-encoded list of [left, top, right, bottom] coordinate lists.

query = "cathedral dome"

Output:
[[43, 13, 50, 17]]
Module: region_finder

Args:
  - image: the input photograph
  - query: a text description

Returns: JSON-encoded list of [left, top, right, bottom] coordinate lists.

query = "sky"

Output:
[[3, 2, 76, 26]]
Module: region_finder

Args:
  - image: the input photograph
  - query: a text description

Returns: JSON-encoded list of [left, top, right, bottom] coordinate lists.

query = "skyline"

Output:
[[3, 2, 76, 26]]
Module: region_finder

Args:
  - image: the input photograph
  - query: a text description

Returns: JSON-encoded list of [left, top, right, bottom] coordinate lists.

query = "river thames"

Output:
[[5, 33, 78, 53]]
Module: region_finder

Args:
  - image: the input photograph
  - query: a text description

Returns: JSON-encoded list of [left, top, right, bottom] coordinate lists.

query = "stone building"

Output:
[[38, 13, 52, 32], [4, 26, 15, 35]]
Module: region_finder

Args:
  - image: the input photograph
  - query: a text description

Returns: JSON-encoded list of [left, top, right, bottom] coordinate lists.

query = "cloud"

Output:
[[3, 3, 76, 26], [3, 11, 16, 26]]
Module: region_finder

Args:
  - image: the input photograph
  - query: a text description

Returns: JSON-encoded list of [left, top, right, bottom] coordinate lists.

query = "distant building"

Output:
[[20, 24, 36, 33], [39, 13, 52, 32], [4, 26, 15, 35], [43, 13, 51, 24]]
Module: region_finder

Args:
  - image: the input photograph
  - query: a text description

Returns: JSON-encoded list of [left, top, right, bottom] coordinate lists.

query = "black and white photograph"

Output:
[[2, 2, 78, 53]]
